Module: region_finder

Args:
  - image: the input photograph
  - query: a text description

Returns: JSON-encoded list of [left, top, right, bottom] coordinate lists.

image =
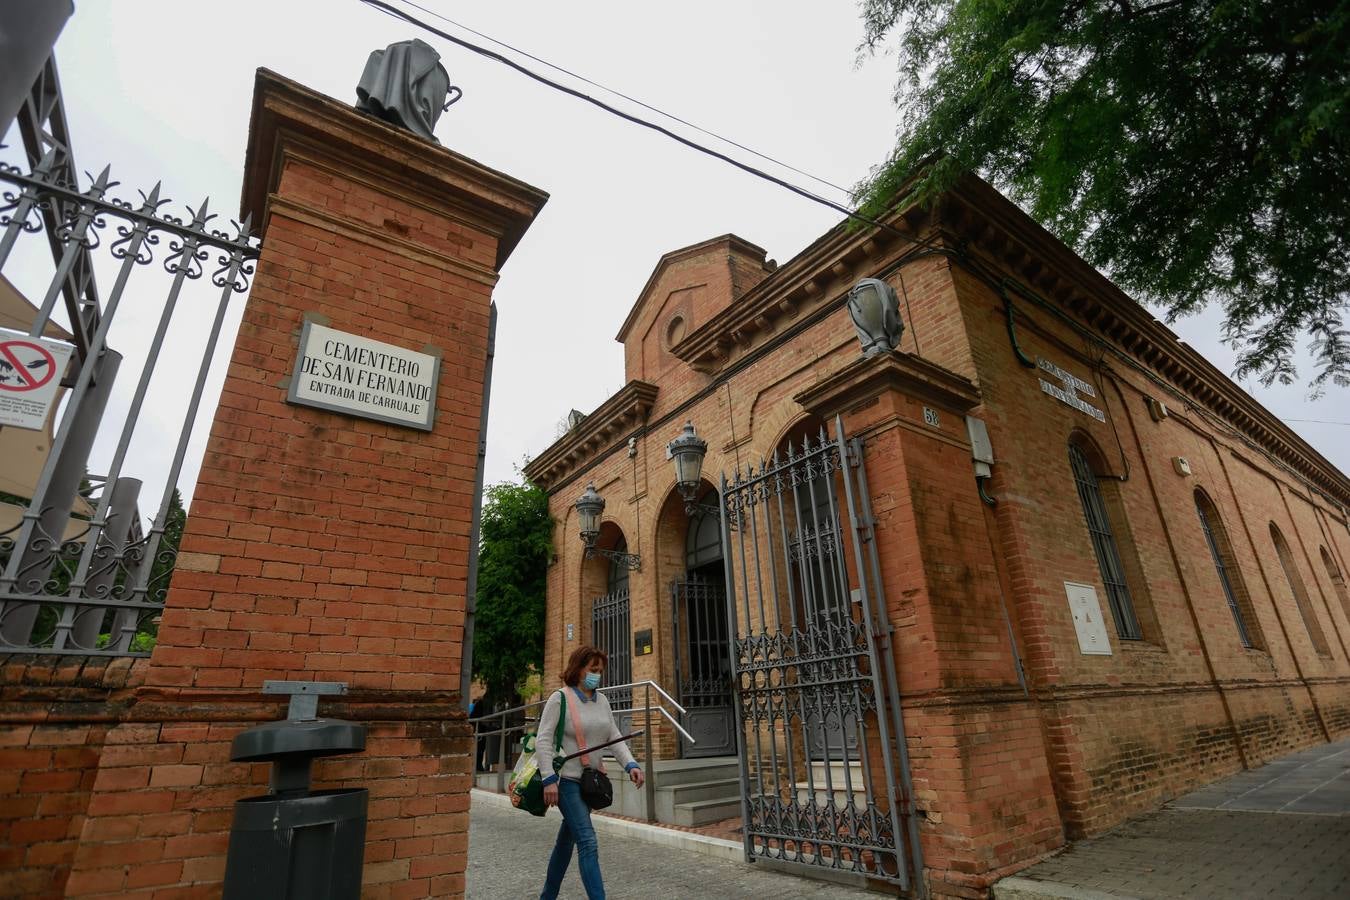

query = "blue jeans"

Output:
[[540, 778, 604, 900]]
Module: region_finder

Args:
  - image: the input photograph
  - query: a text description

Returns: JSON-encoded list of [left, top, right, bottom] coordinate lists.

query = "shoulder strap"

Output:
[[567, 690, 594, 766], [564, 688, 606, 773], [548, 690, 566, 774], [554, 690, 566, 753]]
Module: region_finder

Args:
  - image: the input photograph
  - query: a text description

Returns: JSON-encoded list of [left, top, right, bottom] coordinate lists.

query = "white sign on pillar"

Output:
[[0, 327, 75, 430], [1065, 581, 1112, 655], [287, 319, 441, 431]]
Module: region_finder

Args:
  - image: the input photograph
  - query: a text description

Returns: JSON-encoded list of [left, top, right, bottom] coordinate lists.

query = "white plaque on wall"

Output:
[[288, 320, 440, 431], [1064, 581, 1112, 655]]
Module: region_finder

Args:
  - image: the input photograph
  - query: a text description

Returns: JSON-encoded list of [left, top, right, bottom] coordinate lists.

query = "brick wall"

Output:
[[0, 657, 138, 899]]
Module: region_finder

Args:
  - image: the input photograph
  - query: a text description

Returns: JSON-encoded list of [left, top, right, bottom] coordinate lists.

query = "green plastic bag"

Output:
[[509, 691, 565, 817]]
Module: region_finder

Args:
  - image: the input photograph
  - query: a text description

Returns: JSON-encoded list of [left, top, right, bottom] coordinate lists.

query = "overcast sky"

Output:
[[4, 0, 1345, 518]]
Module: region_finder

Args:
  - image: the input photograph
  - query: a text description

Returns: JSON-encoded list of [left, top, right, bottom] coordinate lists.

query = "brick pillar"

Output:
[[65, 70, 547, 899], [797, 353, 1064, 898]]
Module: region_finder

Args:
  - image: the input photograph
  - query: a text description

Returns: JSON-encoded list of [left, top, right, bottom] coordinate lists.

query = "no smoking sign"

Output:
[[0, 327, 74, 430]]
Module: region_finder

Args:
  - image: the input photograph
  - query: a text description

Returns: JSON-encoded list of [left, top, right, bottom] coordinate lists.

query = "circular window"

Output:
[[665, 315, 687, 348]]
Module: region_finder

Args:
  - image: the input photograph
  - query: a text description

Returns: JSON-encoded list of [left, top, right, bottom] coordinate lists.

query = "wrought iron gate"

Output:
[[671, 574, 735, 757], [0, 118, 258, 655], [718, 417, 923, 892], [591, 587, 632, 723]]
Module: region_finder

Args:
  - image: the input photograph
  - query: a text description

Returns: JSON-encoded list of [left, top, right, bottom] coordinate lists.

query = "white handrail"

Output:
[[599, 679, 687, 716], [611, 703, 696, 744]]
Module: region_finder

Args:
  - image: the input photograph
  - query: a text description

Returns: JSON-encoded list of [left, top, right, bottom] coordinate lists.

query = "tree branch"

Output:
[[1136, 0, 1188, 15]]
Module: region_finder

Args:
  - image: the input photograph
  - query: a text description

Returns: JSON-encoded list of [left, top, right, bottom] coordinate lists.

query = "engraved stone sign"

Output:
[[1036, 355, 1105, 422], [288, 320, 439, 431]]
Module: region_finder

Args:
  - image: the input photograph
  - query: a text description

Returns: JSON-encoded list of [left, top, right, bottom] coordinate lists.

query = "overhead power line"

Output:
[[357, 0, 922, 248], [393, 0, 854, 198]]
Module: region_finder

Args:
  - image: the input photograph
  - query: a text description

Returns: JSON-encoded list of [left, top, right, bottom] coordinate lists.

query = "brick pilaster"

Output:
[[64, 69, 547, 899]]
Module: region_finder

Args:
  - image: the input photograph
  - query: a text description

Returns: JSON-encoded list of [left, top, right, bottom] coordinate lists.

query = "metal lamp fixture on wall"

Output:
[[666, 422, 720, 518], [574, 483, 641, 570], [846, 277, 904, 357]]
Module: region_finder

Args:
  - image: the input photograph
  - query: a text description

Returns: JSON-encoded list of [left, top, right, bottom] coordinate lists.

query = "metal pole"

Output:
[[644, 682, 655, 822], [67, 200, 210, 594], [65, 475, 140, 650], [495, 710, 508, 795], [461, 304, 496, 707], [27, 166, 111, 339], [721, 473, 755, 864], [838, 423, 925, 894], [123, 233, 252, 603]]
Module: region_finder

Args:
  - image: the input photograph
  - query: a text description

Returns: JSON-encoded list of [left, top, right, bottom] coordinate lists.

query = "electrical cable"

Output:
[[357, 0, 924, 248], [389, 0, 855, 198]]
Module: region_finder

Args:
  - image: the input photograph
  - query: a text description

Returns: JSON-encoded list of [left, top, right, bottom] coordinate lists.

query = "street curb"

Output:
[[471, 789, 744, 863], [993, 875, 1141, 900]]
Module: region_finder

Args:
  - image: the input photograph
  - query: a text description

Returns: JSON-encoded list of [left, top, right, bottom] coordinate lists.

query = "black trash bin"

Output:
[[222, 685, 368, 900]]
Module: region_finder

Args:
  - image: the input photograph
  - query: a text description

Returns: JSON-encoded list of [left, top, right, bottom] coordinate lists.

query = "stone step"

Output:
[[655, 776, 742, 805], [805, 760, 864, 784], [629, 755, 740, 786], [795, 760, 867, 807], [793, 785, 869, 808], [672, 797, 743, 827]]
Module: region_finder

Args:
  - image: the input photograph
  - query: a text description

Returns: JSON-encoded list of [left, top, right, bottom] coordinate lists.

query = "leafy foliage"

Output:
[[472, 479, 553, 706], [857, 0, 1349, 392]]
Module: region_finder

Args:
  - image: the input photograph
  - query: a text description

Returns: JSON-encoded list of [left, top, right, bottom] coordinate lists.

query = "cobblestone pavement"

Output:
[[467, 794, 881, 899], [1000, 737, 1350, 899]]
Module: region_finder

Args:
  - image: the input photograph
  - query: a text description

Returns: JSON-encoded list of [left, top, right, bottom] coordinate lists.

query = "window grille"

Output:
[[1068, 444, 1142, 639], [1195, 495, 1257, 648]]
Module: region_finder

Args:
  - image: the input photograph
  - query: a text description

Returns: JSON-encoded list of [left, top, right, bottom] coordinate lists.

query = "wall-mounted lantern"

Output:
[[574, 483, 641, 570], [666, 422, 721, 518], [846, 277, 904, 357]]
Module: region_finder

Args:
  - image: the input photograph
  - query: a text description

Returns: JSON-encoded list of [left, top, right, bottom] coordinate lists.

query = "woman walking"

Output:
[[536, 646, 644, 900]]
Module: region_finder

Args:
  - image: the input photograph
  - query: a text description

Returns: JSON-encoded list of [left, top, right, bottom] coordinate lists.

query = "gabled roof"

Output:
[[614, 233, 767, 342]]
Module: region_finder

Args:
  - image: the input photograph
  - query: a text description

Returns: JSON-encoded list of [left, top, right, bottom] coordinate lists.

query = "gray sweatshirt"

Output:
[[536, 686, 638, 784]]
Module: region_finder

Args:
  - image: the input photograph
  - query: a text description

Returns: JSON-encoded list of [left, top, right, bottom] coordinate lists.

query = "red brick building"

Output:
[[524, 173, 1350, 897]]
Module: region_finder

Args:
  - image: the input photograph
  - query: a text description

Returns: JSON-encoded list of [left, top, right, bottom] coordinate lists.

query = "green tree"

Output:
[[857, 0, 1349, 392], [472, 479, 553, 708]]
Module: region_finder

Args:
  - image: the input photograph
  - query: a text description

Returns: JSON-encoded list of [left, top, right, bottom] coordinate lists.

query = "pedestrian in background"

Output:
[[535, 646, 643, 900]]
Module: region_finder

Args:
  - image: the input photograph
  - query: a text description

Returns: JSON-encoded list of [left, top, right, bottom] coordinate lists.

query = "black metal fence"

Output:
[[719, 417, 924, 890], [0, 105, 259, 655], [590, 588, 632, 711]]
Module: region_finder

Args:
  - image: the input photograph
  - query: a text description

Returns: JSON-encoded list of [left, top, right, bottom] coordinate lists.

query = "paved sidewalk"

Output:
[[467, 789, 878, 898], [997, 738, 1350, 899]]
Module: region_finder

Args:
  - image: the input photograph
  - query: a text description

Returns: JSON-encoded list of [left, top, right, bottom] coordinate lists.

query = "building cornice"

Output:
[[669, 206, 931, 374], [795, 351, 981, 420], [523, 380, 659, 492], [939, 176, 1350, 507]]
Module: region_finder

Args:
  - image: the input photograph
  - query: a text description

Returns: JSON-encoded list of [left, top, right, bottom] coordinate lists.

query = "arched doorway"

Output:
[[585, 524, 633, 720], [670, 486, 735, 757]]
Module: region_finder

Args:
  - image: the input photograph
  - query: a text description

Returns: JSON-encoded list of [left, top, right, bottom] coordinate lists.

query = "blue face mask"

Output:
[[583, 672, 602, 690]]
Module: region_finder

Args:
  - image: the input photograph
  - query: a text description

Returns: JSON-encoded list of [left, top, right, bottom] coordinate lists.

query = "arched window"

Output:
[[1194, 490, 1263, 649], [1269, 525, 1330, 657], [685, 489, 723, 571], [1320, 546, 1350, 622], [1068, 441, 1142, 640]]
